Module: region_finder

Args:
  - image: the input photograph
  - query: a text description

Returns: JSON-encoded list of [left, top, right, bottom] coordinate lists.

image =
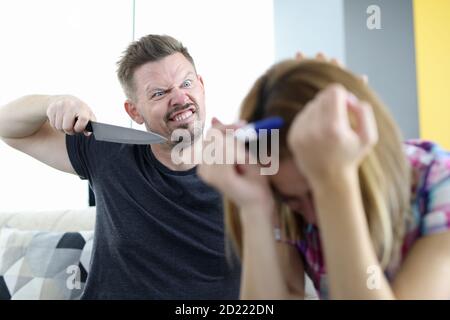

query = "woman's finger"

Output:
[[360, 74, 369, 84], [317, 84, 349, 124], [211, 117, 247, 132], [330, 58, 343, 68], [295, 51, 305, 61], [347, 97, 378, 147], [315, 52, 327, 61]]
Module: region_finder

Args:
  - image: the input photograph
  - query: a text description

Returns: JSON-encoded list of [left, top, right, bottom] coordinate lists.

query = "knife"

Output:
[[84, 120, 167, 145]]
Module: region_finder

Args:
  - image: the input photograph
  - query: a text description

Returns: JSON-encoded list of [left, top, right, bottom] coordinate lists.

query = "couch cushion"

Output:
[[0, 208, 96, 232], [0, 228, 93, 300]]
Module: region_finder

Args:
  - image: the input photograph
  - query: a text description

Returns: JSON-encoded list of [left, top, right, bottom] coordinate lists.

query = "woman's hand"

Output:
[[295, 51, 368, 83], [287, 84, 378, 187], [197, 118, 275, 212], [296, 51, 343, 68]]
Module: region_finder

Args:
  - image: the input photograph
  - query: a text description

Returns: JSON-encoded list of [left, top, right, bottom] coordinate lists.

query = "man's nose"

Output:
[[170, 88, 189, 107]]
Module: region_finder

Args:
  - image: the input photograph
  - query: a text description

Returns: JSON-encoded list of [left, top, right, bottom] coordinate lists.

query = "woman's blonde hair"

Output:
[[225, 59, 412, 269]]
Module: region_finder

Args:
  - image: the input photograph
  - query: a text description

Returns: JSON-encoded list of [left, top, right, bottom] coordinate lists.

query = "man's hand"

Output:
[[47, 95, 97, 136]]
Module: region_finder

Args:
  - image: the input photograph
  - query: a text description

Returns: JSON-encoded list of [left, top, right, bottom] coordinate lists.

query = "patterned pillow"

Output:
[[0, 228, 93, 300]]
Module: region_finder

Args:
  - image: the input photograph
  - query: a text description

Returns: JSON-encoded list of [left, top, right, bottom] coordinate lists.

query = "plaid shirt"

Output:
[[295, 140, 450, 299]]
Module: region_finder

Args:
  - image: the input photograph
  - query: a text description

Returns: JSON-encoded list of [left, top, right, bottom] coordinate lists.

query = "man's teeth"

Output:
[[172, 110, 193, 122]]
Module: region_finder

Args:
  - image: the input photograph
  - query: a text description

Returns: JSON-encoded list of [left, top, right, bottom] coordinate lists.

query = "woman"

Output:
[[198, 58, 450, 299]]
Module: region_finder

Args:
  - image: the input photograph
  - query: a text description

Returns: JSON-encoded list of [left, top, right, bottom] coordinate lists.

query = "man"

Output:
[[0, 34, 240, 299]]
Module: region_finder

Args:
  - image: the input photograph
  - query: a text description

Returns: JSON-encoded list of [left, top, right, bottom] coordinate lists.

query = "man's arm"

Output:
[[0, 94, 96, 174]]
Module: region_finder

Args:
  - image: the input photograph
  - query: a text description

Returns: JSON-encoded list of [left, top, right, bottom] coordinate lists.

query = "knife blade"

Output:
[[84, 121, 167, 145]]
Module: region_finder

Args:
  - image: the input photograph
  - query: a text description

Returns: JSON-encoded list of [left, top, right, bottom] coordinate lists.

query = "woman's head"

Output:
[[225, 59, 411, 269]]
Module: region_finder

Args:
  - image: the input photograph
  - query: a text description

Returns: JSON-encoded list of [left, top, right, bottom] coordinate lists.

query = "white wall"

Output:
[[0, 0, 132, 211], [0, 0, 275, 211], [134, 0, 275, 128], [274, 0, 345, 63]]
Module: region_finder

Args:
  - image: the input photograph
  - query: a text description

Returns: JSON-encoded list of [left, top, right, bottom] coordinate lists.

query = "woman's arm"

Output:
[[287, 84, 450, 299], [312, 169, 395, 299], [287, 84, 394, 299], [392, 164, 450, 299], [391, 231, 450, 299], [198, 119, 305, 300], [239, 204, 305, 299], [315, 169, 450, 299]]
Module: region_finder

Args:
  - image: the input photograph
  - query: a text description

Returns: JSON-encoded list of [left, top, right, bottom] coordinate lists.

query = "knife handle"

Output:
[[85, 121, 93, 132], [74, 117, 93, 134]]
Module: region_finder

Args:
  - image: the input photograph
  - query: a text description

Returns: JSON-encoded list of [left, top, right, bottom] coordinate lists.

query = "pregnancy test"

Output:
[[234, 116, 284, 141]]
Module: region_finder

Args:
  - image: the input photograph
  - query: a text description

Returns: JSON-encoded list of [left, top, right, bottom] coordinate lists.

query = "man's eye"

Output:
[[152, 91, 165, 98], [182, 80, 193, 88]]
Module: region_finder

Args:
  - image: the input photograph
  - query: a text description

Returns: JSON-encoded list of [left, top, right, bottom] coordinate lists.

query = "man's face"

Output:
[[126, 53, 206, 146]]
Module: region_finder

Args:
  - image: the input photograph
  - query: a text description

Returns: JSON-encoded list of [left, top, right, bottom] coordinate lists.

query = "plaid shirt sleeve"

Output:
[[420, 145, 450, 236]]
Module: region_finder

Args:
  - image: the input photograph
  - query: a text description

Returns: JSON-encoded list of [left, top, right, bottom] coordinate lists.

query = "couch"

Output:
[[0, 207, 318, 300], [0, 208, 96, 299]]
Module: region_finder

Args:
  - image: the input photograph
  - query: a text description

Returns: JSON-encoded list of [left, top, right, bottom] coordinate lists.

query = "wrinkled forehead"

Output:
[[133, 53, 196, 91]]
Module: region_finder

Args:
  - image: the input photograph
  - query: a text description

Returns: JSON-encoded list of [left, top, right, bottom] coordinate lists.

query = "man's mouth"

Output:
[[168, 106, 196, 123]]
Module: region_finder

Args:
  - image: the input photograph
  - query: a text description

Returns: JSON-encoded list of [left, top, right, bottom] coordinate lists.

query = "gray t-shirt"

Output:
[[66, 134, 241, 299]]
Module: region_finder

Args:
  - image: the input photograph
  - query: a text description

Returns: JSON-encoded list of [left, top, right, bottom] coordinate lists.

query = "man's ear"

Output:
[[124, 100, 144, 125], [197, 75, 205, 92]]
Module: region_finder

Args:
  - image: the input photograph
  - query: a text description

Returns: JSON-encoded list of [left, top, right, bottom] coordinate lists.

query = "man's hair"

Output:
[[117, 34, 195, 100]]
